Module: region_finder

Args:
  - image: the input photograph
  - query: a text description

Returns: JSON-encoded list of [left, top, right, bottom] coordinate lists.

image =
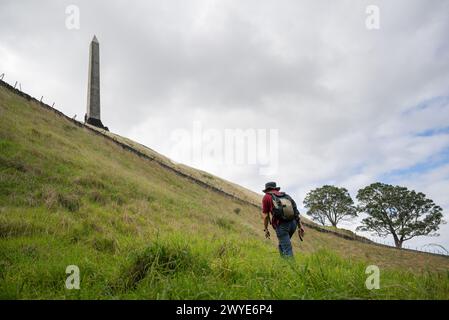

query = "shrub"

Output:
[[40, 188, 80, 212], [0, 156, 28, 172], [215, 217, 235, 231], [73, 176, 106, 190], [91, 236, 118, 254], [57, 193, 80, 212], [0, 220, 45, 238], [114, 241, 209, 291], [88, 190, 106, 205]]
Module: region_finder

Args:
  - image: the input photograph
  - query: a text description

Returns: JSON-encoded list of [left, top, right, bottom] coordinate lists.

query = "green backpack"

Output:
[[270, 192, 297, 221]]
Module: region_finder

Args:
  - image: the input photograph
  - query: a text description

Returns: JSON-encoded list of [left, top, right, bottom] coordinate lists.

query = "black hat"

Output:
[[263, 181, 280, 193]]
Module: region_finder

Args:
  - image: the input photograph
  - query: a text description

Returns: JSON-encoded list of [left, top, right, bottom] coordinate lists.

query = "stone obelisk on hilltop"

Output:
[[85, 35, 107, 130]]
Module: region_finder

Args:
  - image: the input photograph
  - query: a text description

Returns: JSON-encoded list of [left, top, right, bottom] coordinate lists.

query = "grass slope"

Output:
[[1, 84, 449, 299]]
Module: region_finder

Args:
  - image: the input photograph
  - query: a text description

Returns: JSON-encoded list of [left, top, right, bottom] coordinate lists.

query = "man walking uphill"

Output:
[[262, 182, 304, 257]]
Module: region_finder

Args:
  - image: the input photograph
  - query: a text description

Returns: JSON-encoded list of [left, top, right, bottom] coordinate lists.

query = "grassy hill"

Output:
[[1, 81, 449, 299]]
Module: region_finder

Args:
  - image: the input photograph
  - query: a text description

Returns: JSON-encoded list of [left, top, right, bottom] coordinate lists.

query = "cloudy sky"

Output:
[[1, 0, 449, 251]]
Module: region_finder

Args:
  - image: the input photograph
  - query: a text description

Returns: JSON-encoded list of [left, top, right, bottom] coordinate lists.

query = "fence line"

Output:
[[362, 235, 448, 256]]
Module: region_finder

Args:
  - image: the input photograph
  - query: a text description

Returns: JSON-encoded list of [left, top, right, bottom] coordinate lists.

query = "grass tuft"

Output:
[[214, 217, 235, 231], [113, 239, 208, 291]]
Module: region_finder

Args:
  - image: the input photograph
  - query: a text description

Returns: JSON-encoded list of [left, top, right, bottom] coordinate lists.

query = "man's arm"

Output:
[[262, 212, 270, 230], [296, 214, 305, 241], [261, 194, 272, 238], [289, 197, 305, 240], [262, 211, 271, 239]]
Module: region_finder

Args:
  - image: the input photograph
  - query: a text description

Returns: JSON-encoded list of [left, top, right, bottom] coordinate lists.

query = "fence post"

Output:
[[40, 96, 43, 103], [0, 73, 4, 80], [14, 81, 17, 89]]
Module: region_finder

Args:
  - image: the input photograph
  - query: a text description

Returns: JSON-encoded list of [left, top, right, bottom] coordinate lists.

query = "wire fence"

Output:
[[362, 236, 449, 256], [0, 74, 68, 118]]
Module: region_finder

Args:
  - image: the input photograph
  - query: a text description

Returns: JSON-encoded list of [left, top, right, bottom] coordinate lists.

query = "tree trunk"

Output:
[[392, 233, 402, 248], [393, 238, 403, 248]]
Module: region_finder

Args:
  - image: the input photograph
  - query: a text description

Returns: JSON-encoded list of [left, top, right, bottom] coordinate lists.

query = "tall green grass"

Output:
[[2, 231, 449, 299], [1, 85, 449, 299]]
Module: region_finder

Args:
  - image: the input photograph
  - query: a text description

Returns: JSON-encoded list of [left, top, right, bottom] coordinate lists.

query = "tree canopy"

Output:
[[303, 185, 357, 227], [356, 182, 445, 248]]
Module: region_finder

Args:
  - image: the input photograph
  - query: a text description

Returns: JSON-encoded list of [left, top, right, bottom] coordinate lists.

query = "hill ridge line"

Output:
[[0, 80, 260, 204], [2, 79, 447, 258]]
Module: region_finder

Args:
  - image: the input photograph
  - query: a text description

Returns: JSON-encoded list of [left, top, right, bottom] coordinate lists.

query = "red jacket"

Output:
[[262, 190, 283, 229]]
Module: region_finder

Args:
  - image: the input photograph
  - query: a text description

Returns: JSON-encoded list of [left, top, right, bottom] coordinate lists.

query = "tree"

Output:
[[303, 185, 357, 227], [356, 182, 445, 248]]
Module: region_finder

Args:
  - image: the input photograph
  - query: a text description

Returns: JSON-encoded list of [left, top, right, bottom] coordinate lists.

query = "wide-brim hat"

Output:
[[263, 181, 280, 193]]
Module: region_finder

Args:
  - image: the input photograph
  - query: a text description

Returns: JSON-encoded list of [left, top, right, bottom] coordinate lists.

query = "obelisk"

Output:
[[85, 35, 107, 130]]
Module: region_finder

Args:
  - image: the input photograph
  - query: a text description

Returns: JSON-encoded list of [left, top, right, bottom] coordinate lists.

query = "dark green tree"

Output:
[[356, 182, 445, 248], [303, 185, 357, 227]]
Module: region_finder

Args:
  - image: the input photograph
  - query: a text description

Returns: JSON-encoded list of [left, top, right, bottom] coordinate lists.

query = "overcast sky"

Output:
[[1, 0, 449, 251]]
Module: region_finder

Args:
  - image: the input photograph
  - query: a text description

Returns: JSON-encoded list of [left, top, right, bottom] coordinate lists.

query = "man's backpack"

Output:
[[270, 193, 298, 221]]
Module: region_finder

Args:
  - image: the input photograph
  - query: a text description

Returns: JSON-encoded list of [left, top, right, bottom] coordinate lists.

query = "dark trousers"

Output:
[[275, 220, 297, 257]]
